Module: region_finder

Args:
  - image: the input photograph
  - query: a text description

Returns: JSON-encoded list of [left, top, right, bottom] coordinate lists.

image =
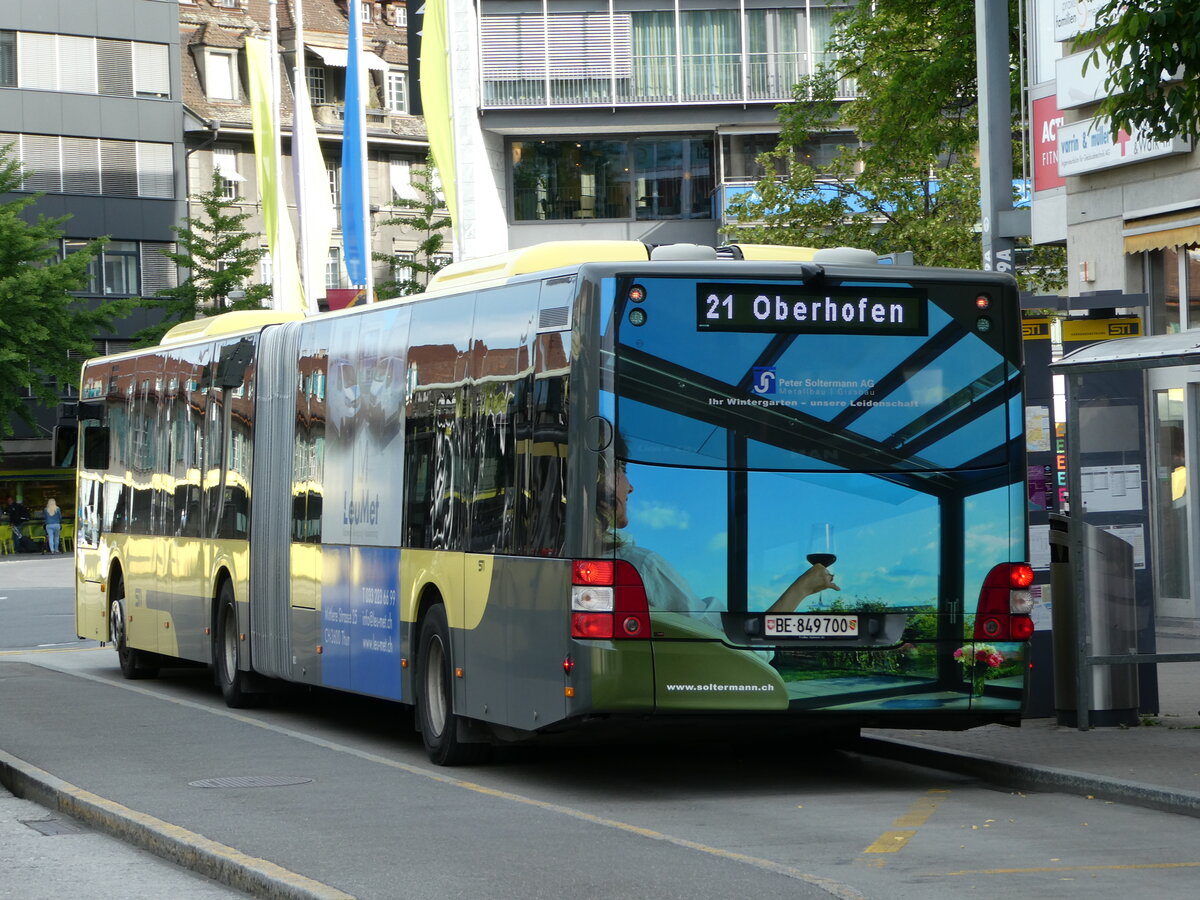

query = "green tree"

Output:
[[133, 171, 271, 345], [375, 157, 452, 298], [1087, 0, 1200, 142], [0, 145, 129, 439], [724, 0, 1065, 294]]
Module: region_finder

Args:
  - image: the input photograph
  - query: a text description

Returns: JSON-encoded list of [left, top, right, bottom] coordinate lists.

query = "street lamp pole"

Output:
[[976, 0, 1017, 276]]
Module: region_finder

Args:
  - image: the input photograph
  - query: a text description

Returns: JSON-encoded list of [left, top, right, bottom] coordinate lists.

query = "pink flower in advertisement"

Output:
[[953, 647, 965, 661]]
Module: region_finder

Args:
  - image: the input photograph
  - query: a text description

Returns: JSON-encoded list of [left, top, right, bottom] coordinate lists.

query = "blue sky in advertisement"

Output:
[[616, 464, 1017, 615]]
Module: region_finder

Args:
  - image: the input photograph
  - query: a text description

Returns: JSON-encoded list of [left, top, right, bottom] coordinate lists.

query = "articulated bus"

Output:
[[73, 241, 1033, 764]]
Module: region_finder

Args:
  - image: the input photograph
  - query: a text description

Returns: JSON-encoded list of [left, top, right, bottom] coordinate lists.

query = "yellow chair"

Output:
[[0, 524, 13, 554], [27, 522, 46, 552], [61, 522, 74, 552]]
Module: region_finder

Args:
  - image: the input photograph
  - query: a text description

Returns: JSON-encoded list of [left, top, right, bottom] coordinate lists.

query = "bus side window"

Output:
[[82, 426, 110, 470], [524, 358, 568, 556]]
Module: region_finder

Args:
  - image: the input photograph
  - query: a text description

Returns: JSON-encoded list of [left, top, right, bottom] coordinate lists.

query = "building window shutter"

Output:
[[62, 137, 102, 194], [141, 242, 178, 294], [133, 42, 170, 97], [136, 142, 174, 199], [18, 32, 57, 90], [21, 134, 63, 192], [481, 13, 632, 80], [97, 39, 134, 96], [58, 35, 97, 93], [100, 139, 138, 196]]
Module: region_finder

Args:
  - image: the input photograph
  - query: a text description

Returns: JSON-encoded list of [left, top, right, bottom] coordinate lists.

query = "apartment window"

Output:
[[4, 133, 173, 199], [360, 2, 373, 25], [64, 239, 100, 294], [205, 49, 237, 100], [393, 250, 415, 285], [97, 39, 134, 96], [511, 136, 713, 222], [136, 142, 174, 199], [103, 241, 140, 295], [64, 239, 140, 296], [326, 247, 342, 289], [212, 145, 243, 199], [133, 42, 171, 98], [0, 31, 17, 87], [259, 248, 273, 287], [511, 139, 631, 221], [389, 156, 418, 205], [385, 69, 408, 113], [1147, 248, 1200, 335], [306, 65, 327, 104], [634, 137, 713, 220], [327, 163, 341, 206], [393, 7, 408, 28], [215, 0, 241, 9]]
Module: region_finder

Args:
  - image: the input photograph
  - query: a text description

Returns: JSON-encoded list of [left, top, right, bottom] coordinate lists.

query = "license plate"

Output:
[[763, 614, 859, 638]]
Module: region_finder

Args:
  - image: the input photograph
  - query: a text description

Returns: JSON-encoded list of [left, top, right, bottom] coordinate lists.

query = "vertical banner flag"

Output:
[[245, 36, 303, 313], [341, 7, 369, 289], [292, 7, 336, 314], [419, 0, 456, 243]]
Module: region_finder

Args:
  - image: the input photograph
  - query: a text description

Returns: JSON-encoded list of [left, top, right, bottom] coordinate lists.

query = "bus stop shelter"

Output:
[[1053, 331, 1200, 729]]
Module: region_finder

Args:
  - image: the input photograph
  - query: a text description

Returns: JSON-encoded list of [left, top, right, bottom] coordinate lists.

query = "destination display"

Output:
[[696, 283, 927, 336]]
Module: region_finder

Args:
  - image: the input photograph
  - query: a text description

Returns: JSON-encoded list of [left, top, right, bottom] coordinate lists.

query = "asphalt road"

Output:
[[4, 555, 1200, 900]]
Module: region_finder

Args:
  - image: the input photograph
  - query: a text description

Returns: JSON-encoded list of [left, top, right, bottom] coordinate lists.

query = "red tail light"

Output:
[[975, 562, 1035, 641], [571, 559, 650, 639]]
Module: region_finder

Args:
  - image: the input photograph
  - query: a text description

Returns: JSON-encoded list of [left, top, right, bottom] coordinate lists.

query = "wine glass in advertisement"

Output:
[[806, 524, 837, 602]]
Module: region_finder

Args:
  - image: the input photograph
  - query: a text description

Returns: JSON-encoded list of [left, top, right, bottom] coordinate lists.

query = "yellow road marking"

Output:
[[863, 789, 949, 855], [864, 830, 918, 853], [935, 862, 1200, 876]]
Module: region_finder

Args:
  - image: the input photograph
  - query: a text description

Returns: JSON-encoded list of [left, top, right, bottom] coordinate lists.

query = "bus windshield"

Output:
[[602, 273, 1023, 625]]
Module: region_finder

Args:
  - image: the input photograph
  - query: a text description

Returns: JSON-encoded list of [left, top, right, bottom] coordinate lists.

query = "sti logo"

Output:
[[751, 367, 777, 395]]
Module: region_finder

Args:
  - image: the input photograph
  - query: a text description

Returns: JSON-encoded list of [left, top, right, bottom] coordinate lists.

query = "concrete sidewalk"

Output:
[[863, 659, 1200, 819]]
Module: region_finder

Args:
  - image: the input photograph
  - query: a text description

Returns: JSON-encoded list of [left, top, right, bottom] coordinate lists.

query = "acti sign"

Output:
[[1033, 96, 1066, 192]]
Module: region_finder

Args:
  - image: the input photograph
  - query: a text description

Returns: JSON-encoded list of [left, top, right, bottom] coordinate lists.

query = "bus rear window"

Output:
[[610, 276, 1018, 472]]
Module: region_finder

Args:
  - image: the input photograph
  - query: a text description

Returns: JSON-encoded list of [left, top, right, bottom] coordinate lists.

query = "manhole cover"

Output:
[[188, 775, 314, 789], [21, 817, 82, 836]]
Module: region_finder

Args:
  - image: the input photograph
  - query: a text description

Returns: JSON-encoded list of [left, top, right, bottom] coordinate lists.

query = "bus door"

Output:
[[124, 353, 169, 654], [165, 344, 211, 660], [75, 394, 110, 641]]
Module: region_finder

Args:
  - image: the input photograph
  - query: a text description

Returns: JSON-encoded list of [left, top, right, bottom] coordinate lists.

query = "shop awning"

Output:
[[307, 44, 390, 72], [1123, 209, 1200, 253]]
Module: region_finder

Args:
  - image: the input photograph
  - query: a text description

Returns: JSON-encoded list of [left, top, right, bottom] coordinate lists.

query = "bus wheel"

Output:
[[215, 581, 251, 708], [416, 605, 488, 766], [110, 577, 158, 680]]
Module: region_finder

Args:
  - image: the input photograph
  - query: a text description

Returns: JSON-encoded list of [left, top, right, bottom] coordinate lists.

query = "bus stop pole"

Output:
[[1066, 373, 1092, 730]]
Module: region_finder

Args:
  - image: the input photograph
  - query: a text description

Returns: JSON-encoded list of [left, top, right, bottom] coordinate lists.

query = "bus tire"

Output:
[[110, 576, 158, 680], [416, 605, 488, 766], [215, 581, 252, 709]]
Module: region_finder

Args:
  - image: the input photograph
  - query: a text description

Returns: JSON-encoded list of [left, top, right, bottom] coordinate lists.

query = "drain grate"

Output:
[[188, 775, 314, 789], [20, 817, 83, 836]]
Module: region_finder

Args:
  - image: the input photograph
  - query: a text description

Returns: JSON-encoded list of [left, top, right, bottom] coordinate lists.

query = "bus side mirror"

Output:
[[51, 425, 77, 467], [83, 427, 111, 470]]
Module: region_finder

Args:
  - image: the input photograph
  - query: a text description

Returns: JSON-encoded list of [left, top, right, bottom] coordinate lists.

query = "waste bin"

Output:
[[1048, 513, 1139, 727]]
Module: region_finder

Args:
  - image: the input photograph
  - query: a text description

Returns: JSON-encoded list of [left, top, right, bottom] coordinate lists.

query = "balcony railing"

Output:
[[313, 103, 394, 127], [481, 51, 856, 108]]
